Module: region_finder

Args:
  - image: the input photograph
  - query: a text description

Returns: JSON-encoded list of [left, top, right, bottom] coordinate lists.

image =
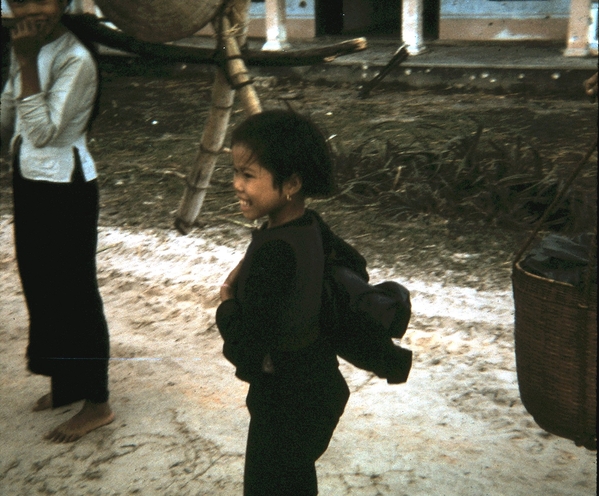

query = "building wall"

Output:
[[190, 0, 317, 39], [1, 0, 584, 43], [0, 0, 316, 39], [439, 0, 571, 41], [247, 0, 316, 38]]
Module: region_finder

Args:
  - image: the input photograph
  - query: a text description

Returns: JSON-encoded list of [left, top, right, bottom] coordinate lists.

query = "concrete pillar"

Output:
[[68, 0, 97, 14], [2, 0, 95, 16], [564, 0, 591, 56], [262, 0, 290, 51], [402, 0, 426, 55], [1, 0, 13, 16], [590, 2, 598, 55]]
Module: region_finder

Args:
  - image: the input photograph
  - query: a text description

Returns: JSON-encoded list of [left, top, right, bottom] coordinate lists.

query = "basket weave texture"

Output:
[[512, 262, 597, 449], [94, 0, 224, 43]]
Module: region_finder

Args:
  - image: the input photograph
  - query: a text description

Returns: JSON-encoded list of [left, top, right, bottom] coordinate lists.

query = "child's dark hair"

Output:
[[231, 109, 335, 197]]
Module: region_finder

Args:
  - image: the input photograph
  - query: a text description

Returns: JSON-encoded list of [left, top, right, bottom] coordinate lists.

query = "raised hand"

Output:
[[10, 18, 44, 62], [220, 258, 244, 301]]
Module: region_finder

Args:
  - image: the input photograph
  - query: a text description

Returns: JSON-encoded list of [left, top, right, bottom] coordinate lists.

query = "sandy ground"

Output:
[[0, 213, 596, 496]]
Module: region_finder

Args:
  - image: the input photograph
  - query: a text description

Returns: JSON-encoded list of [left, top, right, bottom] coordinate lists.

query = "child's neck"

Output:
[[44, 22, 68, 45], [267, 204, 305, 229]]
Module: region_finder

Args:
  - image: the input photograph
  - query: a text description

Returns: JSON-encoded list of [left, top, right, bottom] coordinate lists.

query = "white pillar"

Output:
[[68, 0, 96, 14], [2, 0, 94, 16], [589, 2, 598, 55], [262, 0, 290, 51], [402, 0, 426, 55], [1, 0, 13, 16], [564, 0, 591, 56]]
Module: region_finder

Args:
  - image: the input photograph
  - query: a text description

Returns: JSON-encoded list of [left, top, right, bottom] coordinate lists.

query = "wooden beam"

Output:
[[62, 14, 367, 67]]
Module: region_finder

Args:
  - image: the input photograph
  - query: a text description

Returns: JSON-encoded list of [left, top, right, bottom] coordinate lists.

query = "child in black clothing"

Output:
[[216, 110, 352, 495]]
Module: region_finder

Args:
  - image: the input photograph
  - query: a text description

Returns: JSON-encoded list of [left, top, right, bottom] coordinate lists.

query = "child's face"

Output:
[[232, 144, 290, 227], [8, 0, 67, 43]]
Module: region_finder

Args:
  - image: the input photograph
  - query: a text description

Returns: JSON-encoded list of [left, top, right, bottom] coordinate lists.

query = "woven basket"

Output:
[[95, 0, 224, 43], [512, 261, 597, 449]]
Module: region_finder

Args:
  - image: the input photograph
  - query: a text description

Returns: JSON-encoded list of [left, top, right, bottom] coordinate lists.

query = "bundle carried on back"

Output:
[[313, 212, 413, 384]]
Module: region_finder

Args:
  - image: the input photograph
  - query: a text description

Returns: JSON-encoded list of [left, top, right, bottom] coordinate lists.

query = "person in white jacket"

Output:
[[1, 0, 113, 443]]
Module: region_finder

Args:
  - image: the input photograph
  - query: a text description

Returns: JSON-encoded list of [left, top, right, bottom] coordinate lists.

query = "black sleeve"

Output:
[[215, 239, 296, 381]]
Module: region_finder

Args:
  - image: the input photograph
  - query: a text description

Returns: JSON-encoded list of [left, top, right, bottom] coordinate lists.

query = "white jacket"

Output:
[[1, 30, 98, 182]]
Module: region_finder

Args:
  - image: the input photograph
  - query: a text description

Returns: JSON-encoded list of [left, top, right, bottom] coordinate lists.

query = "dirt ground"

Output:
[[0, 58, 597, 495]]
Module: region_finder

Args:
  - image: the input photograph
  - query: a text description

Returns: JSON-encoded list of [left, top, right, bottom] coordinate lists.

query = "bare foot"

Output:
[[44, 401, 114, 443], [32, 392, 53, 412]]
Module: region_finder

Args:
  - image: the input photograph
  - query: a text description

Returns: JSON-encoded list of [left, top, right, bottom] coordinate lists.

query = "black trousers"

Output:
[[12, 149, 110, 407], [244, 362, 349, 496]]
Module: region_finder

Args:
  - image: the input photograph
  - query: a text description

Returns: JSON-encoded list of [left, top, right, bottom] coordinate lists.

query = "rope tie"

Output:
[[212, 103, 235, 112], [211, 10, 252, 90], [228, 78, 254, 91], [185, 180, 209, 193], [199, 143, 223, 156]]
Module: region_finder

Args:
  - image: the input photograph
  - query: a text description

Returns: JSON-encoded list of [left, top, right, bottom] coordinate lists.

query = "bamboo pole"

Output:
[[175, 0, 256, 234], [221, 14, 262, 116], [174, 68, 235, 234]]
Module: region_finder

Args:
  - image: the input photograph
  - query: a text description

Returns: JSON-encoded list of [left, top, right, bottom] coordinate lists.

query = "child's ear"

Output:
[[284, 174, 303, 197]]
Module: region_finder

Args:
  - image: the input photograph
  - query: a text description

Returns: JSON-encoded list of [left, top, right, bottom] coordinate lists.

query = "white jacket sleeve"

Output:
[[1, 76, 16, 156], [16, 51, 97, 149]]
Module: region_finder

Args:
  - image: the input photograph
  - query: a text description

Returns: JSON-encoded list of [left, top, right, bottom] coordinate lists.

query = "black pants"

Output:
[[244, 361, 349, 496], [12, 149, 110, 407]]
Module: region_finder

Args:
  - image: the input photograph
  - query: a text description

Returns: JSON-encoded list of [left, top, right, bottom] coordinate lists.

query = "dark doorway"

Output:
[[316, 0, 401, 37], [316, 0, 344, 35], [423, 0, 440, 40]]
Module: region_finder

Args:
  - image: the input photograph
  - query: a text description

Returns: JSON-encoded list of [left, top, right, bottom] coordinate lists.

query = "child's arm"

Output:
[[16, 54, 97, 148], [220, 258, 244, 302], [240, 240, 295, 352], [0, 78, 16, 158], [584, 72, 598, 97], [10, 18, 43, 99], [216, 240, 296, 380]]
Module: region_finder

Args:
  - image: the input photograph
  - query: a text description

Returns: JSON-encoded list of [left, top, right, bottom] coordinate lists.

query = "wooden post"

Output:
[[402, 0, 426, 55], [175, 0, 260, 234], [564, 0, 591, 56], [263, 0, 290, 51]]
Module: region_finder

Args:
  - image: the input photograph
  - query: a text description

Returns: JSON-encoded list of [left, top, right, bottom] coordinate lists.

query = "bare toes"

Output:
[[44, 429, 61, 442], [43, 402, 114, 443], [33, 393, 52, 412], [44, 428, 81, 443]]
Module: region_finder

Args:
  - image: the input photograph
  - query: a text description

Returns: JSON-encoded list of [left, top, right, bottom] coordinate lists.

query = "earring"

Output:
[[286, 193, 291, 201]]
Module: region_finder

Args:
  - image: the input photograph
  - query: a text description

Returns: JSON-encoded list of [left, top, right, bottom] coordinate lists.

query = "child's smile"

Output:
[[232, 144, 303, 228]]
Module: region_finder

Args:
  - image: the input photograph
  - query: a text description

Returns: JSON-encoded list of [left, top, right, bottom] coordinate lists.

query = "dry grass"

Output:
[[328, 123, 597, 232]]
